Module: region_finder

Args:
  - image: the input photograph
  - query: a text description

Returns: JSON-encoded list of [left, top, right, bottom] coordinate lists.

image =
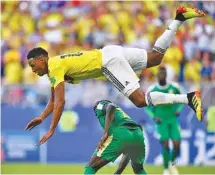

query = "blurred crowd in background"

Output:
[[1, 1, 215, 106]]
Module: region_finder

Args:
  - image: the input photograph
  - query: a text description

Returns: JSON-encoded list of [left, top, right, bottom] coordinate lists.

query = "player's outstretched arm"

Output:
[[25, 87, 55, 131], [97, 103, 116, 150], [114, 154, 130, 174], [40, 87, 55, 120], [104, 103, 115, 134], [37, 82, 65, 146]]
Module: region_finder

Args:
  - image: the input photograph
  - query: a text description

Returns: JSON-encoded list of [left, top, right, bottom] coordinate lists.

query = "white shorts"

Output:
[[101, 45, 148, 97]]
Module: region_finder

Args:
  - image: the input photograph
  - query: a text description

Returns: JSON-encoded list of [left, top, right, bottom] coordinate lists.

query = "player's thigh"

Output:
[[157, 123, 170, 141], [127, 128, 146, 165], [101, 45, 140, 98], [169, 122, 181, 141], [122, 47, 148, 72], [93, 133, 124, 162]]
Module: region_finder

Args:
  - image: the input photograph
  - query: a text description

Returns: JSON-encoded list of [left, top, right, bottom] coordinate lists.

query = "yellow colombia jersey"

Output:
[[48, 49, 102, 88]]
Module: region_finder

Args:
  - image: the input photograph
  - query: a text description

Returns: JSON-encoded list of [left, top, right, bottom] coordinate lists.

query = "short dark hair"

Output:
[[27, 47, 48, 59]]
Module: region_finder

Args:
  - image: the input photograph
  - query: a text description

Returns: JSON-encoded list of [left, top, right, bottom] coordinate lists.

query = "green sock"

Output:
[[162, 148, 170, 169], [137, 168, 147, 174], [171, 149, 179, 163], [84, 166, 96, 174]]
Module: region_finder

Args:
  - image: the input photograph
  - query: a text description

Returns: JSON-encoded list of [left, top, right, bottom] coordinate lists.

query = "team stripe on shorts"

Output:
[[102, 67, 125, 92], [97, 135, 113, 157]]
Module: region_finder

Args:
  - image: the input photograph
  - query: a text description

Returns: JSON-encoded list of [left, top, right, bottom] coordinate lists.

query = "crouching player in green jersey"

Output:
[[84, 100, 147, 174], [147, 66, 183, 175]]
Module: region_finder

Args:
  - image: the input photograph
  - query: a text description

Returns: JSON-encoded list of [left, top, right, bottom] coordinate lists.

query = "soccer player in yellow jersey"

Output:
[[25, 6, 205, 146]]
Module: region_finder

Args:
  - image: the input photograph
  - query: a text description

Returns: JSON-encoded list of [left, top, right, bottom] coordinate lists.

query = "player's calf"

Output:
[[172, 141, 180, 163], [146, 51, 164, 68], [84, 156, 109, 174], [131, 162, 147, 174]]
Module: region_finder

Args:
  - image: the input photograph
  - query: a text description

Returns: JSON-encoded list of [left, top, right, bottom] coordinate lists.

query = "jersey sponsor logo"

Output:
[[50, 77, 56, 86]]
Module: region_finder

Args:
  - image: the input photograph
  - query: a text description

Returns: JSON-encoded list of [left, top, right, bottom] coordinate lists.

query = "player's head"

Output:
[[27, 47, 49, 76], [93, 100, 112, 113], [157, 66, 167, 85]]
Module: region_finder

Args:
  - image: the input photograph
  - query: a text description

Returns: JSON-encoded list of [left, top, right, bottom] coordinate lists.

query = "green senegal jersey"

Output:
[[147, 82, 183, 123], [94, 100, 140, 135]]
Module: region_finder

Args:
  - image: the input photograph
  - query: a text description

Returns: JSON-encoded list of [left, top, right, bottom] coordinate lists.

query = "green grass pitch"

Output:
[[1, 163, 215, 174]]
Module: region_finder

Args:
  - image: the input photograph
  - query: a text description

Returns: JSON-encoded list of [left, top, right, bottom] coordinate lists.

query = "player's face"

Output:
[[158, 69, 166, 82], [28, 57, 47, 76]]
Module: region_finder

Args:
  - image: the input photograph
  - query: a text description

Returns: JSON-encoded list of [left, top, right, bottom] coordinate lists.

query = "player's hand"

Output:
[[97, 132, 108, 150], [36, 129, 55, 146], [154, 117, 162, 124], [25, 117, 43, 131]]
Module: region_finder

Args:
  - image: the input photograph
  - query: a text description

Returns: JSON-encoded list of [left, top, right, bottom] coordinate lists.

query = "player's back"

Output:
[[94, 100, 140, 134], [48, 49, 103, 82]]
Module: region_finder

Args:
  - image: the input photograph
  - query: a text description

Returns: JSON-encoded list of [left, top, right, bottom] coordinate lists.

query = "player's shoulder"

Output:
[[170, 81, 180, 89], [170, 81, 182, 93], [48, 56, 63, 70], [147, 83, 157, 92], [96, 100, 116, 110]]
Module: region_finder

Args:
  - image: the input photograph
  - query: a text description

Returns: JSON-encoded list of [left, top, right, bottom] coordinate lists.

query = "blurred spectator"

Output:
[[201, 52, 213, 81], [4, 49, 23, 84], [183, 32, 198, 61], [163, 39, 183, 77], [184, 53, 202, 82]]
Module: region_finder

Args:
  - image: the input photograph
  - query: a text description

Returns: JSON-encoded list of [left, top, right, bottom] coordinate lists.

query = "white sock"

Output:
[[153, 20, 183, 54], [145, 91, 188, 106]]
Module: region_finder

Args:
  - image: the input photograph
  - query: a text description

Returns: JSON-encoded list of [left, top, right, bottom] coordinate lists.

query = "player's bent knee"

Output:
[[84, 166, 96, 174], [134, 100, 146, 108], [131, 96, 147, 107], [129, 90, 147, 107]]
